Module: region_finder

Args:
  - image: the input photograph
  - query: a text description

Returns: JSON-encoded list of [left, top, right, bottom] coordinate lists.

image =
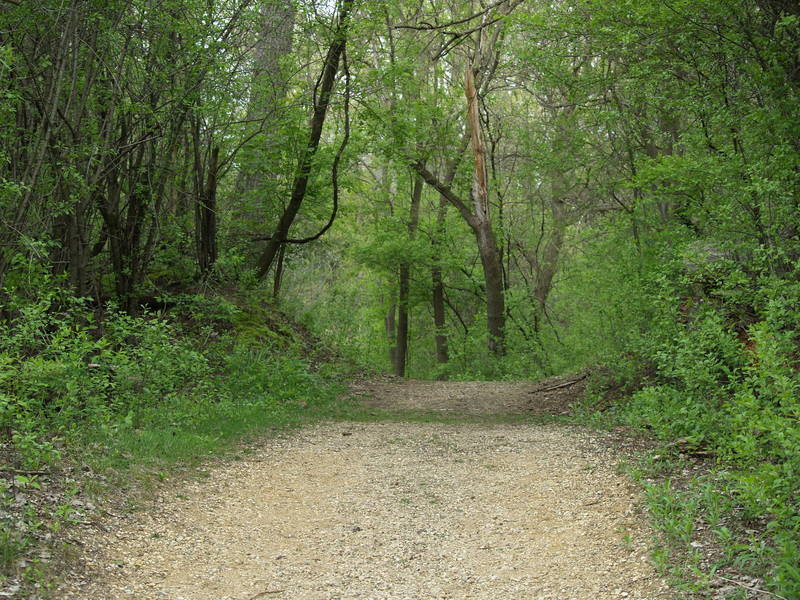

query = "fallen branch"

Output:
[[715, 576, 788, 600], [248, 591, 284, 599], [1, 468, 50, 476], [529, 373, 587, 394]]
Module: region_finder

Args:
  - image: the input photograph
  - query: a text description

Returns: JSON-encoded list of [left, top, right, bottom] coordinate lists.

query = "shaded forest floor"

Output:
[[57, 377, 674, 600]]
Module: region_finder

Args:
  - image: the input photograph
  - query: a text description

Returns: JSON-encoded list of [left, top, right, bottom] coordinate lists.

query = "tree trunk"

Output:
[[412, 160, 506, 357], [256, 0, 353, 279], [196, 145, 219, 279], [531, 198, 567, 313], [235, 0, 296, 222], [427, 141, 467, 375], [465, 64, 505, 355], [475, 219, 506, 355], [396, 264, 410, 377], [272, 244, 286, 298], [394, 173, 423, 377], [431, 195, 449, 373], [385, 300, 397, 368]]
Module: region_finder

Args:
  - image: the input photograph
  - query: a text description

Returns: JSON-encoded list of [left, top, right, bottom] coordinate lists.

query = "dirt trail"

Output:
[[349, 374, 588, 415], [60, 378, 671, 600]]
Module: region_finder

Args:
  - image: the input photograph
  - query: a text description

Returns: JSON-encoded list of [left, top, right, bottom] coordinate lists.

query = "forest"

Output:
[[1, 0, 799, 597]]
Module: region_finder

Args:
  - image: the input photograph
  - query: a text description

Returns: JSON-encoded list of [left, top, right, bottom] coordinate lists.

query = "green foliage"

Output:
[[0, 290, 341, 469], [0, 300, 208, 468], [600, 238, 800, 594], [0, 288, 347, 591], [1, 0, 799, 593]]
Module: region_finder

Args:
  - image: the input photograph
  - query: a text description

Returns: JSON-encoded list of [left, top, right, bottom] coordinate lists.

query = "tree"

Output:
[[408, 2, 520, 357], [235, 0, 296, 290], [256, 0, 354, 280]]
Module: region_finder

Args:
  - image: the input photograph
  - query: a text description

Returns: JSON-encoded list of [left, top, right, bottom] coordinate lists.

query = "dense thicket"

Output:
[[1, 0, 799, 594]]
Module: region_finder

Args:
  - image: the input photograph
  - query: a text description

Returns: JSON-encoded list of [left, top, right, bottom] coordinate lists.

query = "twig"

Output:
[[1, 468, 50, 476], [64, 537, 86, 546], [529, 374, 587, 394], [715, 576, 788, 600], [394, 0, 511, 31]]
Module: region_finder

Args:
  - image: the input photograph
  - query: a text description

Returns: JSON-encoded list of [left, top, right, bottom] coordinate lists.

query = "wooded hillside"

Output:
[[1, 0, 799, 596]]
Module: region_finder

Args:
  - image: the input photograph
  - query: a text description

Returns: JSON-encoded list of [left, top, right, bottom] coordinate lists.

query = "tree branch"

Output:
[[411, 162, 478, 230], [394, 0, 514, 31]]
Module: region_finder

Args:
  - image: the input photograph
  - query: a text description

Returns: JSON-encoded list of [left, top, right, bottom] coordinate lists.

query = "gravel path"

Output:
[[60, 380, 671, 599], [349, 375, 588, 416]]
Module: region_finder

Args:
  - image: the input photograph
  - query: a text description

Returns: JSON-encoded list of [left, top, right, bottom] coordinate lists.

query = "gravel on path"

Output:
[[60, 418, 671, 600]]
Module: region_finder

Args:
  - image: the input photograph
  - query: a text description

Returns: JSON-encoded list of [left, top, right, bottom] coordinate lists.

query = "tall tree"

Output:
[[235, 0, 296, 290], [409, 2, 518, 356], [394, 172, 422, 376], [256, 0, 354, 279]]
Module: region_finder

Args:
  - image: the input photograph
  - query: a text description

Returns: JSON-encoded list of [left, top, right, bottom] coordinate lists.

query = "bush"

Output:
[[0, 291, 336, 470], [608, 246, 800, 595]]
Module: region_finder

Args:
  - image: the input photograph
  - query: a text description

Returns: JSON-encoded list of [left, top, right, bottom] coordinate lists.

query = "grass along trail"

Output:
[[59, 380, 671, 600]]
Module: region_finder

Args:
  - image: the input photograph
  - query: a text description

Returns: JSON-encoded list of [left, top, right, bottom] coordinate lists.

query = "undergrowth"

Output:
[[578, 254, 800, 598], [0, 289, 348, 597]]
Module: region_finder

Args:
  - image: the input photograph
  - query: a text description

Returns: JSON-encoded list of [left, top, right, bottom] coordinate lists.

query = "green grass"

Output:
[[615, 439, 798, 598], [77, 380, 350, 493]]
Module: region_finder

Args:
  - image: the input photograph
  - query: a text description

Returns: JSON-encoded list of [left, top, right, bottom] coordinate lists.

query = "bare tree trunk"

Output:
[[471, 221, 506, 356], [431, 195, 450, 373], [235, 0, 296, 217], [411, 10, 510, 357], [532, 199, 566, 312], [272, 244, 286, 297], [427, 141, 467, 375], [396, 263, 410, 376], [476, 221, 506, 355], [413, 159, 506, 357], [385, 300, 397, 368], [465, 64, 505, 355], [52, 197, 90, 297], [195, 145, 219, 279]]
